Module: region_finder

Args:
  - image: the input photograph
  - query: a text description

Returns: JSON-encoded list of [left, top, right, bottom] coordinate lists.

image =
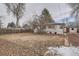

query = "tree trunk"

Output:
[[16, 17, 19, 28]]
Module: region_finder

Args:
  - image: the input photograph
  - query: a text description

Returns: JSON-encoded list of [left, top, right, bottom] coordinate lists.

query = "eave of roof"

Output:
[[34, 23, 65, 26]]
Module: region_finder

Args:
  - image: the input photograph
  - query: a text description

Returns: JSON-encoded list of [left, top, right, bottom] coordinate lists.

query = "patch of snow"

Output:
[[45, 46, 79, 56]]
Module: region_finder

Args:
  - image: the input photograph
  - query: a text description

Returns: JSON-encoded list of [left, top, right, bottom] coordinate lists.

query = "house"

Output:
[[23, 24, 30, 30], [65, 22, 78, 33], [33, 23, 65, 34], [69, 27, 77, 33], [33, 22, 79, 34], [44, 23, 65, 34], [64, 26, 78, 33]]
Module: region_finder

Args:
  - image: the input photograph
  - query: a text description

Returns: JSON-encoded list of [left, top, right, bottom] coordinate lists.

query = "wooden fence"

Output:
[[0, 28, 33, 34]]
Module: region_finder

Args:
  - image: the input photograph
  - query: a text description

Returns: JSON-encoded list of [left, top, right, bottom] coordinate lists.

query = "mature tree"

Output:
[[32, 15, 39, 29], [41, 8, 54, 23], [0, 20, 2, 29], [7, 22, 16, 28], [38, 8, 54, 30], [5, 3, 25, 27], [32, 8, 54, 32], [68, 3, 79, 27], [26, 8, 54, 33], [0, 16, 3, 29]]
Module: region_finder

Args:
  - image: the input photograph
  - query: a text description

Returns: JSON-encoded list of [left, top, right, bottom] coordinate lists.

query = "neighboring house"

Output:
[[64, 26, 78, 33], [33, 23, 65, 34], [65, 22, 78, 33], [23, 24, 31, 30], [7, 22, 16, 29], [44, 23, 65, 34], [33, 22, 79, 34], [69, 27, 77, 33]]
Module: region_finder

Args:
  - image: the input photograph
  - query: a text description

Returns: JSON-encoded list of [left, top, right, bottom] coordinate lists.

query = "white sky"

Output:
[[0, 3, 72, 27]]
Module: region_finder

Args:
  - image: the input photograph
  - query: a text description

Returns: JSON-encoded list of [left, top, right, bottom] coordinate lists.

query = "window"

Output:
[[60, 26, 63, 29], [55, 32, 57, 34], [48, 25, 55, 28]]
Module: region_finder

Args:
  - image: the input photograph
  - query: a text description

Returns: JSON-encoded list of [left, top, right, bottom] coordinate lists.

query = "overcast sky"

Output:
[[0, 3, 73, 27]]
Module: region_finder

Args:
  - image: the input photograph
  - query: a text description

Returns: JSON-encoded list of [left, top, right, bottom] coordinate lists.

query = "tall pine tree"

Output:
[[41, 8, 54, 24]]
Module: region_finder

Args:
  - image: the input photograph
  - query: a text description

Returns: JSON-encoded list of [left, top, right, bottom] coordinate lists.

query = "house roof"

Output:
[[67, 26, 78, 28], [34, 23, 65, 26], [45, 23, 65, 25]]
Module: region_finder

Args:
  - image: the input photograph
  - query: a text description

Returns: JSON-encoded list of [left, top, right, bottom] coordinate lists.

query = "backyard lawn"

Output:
[[0, 33, 65, 56]]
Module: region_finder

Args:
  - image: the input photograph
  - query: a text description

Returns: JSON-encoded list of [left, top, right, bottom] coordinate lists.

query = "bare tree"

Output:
[[0, 16, 3, 29], [0, 20, 2, 29], [31, 8, 54, 33], [5, 3, 25, 28], [32, 15, 39, 29], [68, 3, 79, 27]]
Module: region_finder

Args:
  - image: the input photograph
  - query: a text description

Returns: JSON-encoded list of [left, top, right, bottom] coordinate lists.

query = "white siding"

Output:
[[56, 29, 64, 34], [43, 29, 55, 34], [33, 25, 64, 34], [69, 28, 77, 33], [44, 25, 64, 34], [55, 25, 60, 29], [44, 28, 64, 34]]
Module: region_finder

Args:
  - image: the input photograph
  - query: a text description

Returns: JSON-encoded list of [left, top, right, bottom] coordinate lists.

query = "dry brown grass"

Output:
[[0, 33, 65, 56]]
